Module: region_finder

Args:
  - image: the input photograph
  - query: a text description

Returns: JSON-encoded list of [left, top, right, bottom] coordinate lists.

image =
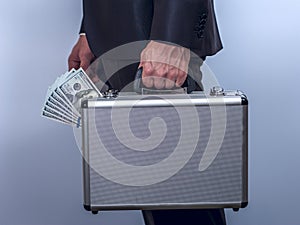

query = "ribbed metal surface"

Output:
[[83, 101, 247, 209]]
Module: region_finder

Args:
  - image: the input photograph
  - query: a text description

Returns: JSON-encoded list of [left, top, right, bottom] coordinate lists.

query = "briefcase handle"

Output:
[[133, 67, 196, 94]]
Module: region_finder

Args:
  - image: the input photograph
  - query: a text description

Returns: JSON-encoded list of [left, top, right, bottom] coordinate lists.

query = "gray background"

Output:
[[0, 0, 299, 225]]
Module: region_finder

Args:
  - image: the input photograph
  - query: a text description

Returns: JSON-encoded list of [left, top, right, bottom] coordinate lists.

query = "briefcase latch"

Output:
[[103, 89, 119, 99], [210, 86, 224, 96]]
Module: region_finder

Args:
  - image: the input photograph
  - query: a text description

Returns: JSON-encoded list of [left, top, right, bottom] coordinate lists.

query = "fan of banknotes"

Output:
[[41, 68, 101, 127]]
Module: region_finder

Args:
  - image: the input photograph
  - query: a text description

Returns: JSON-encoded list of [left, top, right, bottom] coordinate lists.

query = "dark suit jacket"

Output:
[[81, 0, 222, 58]]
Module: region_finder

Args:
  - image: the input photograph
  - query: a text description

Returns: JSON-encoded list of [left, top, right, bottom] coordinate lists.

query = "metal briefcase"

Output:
[[81, 87, 248, 214]]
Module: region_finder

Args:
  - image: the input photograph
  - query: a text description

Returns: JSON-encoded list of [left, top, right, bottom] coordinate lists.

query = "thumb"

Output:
[[80, 59, 91, 71]]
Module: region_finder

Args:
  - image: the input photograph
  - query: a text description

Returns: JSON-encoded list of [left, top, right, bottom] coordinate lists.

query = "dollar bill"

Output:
[[45, 99, 79, 121], [49, 91, 77, 116], [54, 87, 80, 116], [42, 105, 81, 127], [58, 68, 101, 112], [47, 95, 78, 119], [41, 111, 74, 126], [43, 74, 76, 116], [41, 68, 100, 127]]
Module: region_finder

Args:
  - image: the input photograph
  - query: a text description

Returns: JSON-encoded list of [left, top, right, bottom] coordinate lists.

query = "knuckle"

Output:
[[144, 67, 152, 75], [178, 72, 187, 81], [179, 70, 186, 76], [156, 68, 166, 77], [143, 64, 153, 75], [168, 70, 177, 79]]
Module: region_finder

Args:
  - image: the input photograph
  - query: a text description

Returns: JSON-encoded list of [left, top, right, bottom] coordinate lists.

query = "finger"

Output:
[[155, 63, 167, 77], [165, 66, 177, 89], [175, 70, 187, 87], [80, 59, 91, 71], [165, 77, 175, 89], [151, 61, 165, 74], [142, 61, 154, 76], [153, 63, 167, 89], [68, 55, 80, 71], [143, 76, 154, 88], [142, 62, 154, 87], [153, 76, 165, 89]]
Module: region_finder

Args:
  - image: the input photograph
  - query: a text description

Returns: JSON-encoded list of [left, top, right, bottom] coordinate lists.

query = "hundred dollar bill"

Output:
[[58, 68, 101, 112], [54, 87, 80, 116], [43, 74, 78, 117], [42, 105, 81, 127], [47, 95, 78, 119], [48, 69, 78, 107], [41, 111, 73, 126], [45, 99, 79, 121], [43, 105, 77, 123], [41, 68, 99, 127], [49, 91, 78, 116]]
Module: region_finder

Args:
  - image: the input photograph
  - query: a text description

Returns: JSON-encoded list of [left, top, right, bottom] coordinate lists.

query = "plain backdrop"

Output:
[[0, 0, 299, 225]]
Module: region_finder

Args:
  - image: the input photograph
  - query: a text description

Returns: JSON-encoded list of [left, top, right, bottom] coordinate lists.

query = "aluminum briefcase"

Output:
[[81, 87, 248, 214]]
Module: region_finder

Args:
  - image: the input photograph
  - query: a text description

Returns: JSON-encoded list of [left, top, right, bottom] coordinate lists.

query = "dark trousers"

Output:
[[143, 209, 226, 225]]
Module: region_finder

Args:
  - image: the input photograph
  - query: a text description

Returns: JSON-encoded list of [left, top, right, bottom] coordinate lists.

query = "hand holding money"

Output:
[[68, 35, 95, 71]]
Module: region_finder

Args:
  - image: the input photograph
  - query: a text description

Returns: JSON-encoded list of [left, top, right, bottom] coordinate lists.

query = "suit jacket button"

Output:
[[200, 19, 207, 25], [201, 13, 208, 19], [196, 30, 204, 39], [194, 27, 201, 32]]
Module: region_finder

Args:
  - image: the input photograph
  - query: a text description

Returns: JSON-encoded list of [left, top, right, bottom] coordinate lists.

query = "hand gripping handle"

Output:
[[133, 67, 196, 94]]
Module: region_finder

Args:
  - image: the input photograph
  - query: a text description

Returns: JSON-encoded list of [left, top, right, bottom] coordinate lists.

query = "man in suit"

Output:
[[68, 0, 225, 224]]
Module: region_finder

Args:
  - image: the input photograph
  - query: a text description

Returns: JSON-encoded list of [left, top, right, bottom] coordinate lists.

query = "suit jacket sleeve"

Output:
[[79, 18, 85, 33], [150, 0, 222, 57]]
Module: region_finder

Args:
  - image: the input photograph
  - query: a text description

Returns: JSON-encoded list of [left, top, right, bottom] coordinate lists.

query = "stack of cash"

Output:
[[41, 68, 101, 127]]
